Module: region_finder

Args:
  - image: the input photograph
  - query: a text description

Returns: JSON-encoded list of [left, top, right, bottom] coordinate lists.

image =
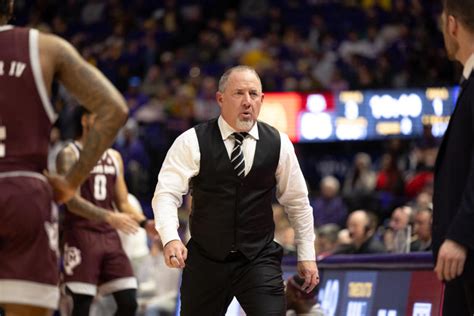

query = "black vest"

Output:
[[191, 119, 281, 261]]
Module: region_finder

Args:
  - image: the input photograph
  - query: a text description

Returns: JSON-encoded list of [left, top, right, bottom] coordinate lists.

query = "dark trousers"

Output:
[[443, 276, 474, 315], [180, 240, 286, 316]]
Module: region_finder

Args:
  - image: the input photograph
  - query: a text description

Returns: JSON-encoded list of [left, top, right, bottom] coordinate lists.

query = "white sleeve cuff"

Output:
[[297, 241, 316, 261], [157, 226, 181, 247]]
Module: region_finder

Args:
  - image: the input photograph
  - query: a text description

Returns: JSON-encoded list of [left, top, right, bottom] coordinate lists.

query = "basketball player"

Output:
[[0, 0, 128, 315], [57, 107, 153, 316]]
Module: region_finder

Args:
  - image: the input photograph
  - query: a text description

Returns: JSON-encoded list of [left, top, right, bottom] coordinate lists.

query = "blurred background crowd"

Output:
[[11, 0, 457, 314], [14, 0, 446, 254]]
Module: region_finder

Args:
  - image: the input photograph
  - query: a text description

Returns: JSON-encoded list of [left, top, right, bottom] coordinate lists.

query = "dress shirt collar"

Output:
[[217, 116, 259, 141], [463, 53, 474, 80]]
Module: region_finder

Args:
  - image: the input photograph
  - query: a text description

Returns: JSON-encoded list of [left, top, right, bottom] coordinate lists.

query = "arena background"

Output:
[[11, 0, 456, 315]]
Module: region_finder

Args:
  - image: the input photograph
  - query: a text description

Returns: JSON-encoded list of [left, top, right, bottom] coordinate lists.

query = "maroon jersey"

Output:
[[64, 143, 118, 232], [0, 26, 57, 173]]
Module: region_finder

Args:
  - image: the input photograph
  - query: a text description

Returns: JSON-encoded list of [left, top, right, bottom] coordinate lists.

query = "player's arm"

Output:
[[42, 33, 128, 202], [111, 149, 156, 236], [56, 146, 138, 234], [111, 150, 145, 222]]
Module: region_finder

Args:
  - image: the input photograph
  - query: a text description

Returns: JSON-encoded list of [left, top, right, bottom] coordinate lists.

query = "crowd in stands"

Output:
[[277, 137, 435, 259], [32, 0, 439, 258], [15, 1, 445, 313], [16, 0, 454, 201]]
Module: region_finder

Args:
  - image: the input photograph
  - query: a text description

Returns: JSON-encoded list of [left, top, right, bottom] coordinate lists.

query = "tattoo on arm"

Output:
[[50, 34, 128, 188], [66, 195, 109, 222], [56, 145, 77, 176]]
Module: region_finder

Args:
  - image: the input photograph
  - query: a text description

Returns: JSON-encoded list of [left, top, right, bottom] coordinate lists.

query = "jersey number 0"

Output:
[[94, 174, 107, 200]]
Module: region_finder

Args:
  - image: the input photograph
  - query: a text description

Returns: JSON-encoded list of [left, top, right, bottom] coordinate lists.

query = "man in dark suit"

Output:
[[433, 1, 474, 314], [152, 65, 318, 315]]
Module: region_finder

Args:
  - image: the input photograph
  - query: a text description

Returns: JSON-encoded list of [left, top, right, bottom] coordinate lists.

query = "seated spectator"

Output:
[[375, 153, 405, 219], [286, 274, 324, 316], [342, 152, 376, 211], [337, 228, 352, 248], [336, 210, 386, 254], [410, 207, 432, 252], [125, 76, 149, 117], [311, 176, 348, 228], [114, 119, 150, 199], [404, 146, 436, 199], [413, 191, 433, 211], [315, 224, 341, 259], [376, 153, 405, 194], [383, 205, 413, 253]]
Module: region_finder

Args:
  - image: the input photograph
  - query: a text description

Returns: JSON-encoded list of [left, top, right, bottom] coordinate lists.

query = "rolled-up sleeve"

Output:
[[152, 128, 200, 246]]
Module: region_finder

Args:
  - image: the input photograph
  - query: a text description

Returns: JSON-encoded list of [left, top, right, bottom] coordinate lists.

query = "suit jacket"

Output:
[[432, 73, 474, 277]]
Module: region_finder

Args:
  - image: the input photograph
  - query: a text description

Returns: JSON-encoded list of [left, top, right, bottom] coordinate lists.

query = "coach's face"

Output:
[[441, 11, 460, 61], [216, 69, 264, 132]]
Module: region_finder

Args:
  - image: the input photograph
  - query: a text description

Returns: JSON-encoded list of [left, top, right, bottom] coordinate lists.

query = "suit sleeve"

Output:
[[446, 87, 474, 250]]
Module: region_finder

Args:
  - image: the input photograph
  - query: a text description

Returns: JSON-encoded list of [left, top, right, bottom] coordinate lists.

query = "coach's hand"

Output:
[[297, 260, 319, 293], [435, 239, 467, 281], [164, 239, 188, 269]]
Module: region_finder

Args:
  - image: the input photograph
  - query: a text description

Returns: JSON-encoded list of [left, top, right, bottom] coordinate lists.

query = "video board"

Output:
[[260, 87, 458, 143]]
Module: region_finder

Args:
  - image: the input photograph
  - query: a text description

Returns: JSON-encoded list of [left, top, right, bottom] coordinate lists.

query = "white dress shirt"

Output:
[[152, 116, 315, 261], [463, 53, 474, 80]]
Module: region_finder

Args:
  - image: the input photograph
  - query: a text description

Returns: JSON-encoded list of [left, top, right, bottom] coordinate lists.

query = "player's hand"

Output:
[[297, 260, 320, 293], [435, 239, 467, 281], [44, 170, 76, 203], [143, 220, 159, 239], [106, 212, 138, 234], [163, 239, 187, 269]]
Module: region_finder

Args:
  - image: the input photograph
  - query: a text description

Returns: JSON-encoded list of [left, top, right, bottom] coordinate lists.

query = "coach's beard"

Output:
[[236, 118, 254, 132]]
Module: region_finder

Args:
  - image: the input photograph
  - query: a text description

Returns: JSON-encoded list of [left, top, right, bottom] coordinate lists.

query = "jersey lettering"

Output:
[[8, 61, 26, 77]]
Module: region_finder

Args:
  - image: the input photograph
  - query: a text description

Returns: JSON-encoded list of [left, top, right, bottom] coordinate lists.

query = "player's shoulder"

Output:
[[58, 142, 77, 156], [107, 148, 123, 163], [37, 31, 76, 63]]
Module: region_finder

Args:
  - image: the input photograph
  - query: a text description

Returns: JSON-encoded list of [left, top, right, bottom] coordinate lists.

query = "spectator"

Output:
[[125, 76, 149, 117], [114, 119, 150, 199], [410, 207, 432, 252], [384, 206, 414, 253], [315, 224, 341, 259], [337, 210, 386, 254], [343, 152, 377, 211], [312, 176, 348, 228], [376, 153, 405, 196]]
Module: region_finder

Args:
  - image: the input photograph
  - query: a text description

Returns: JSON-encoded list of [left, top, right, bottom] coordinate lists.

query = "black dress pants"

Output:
[[180, 240, 286, 316], [443, 276, 474, 316]]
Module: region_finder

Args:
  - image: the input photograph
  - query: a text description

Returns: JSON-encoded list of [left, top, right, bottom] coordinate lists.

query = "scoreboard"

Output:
[[261, 86, 460, 143]]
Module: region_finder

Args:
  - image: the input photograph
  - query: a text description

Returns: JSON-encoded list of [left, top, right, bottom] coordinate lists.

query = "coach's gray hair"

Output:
[[218, 65, 262, 93]]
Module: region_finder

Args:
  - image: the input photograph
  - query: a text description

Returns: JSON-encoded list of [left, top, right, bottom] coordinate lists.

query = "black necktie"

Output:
[[231, 132, 248, 178]]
